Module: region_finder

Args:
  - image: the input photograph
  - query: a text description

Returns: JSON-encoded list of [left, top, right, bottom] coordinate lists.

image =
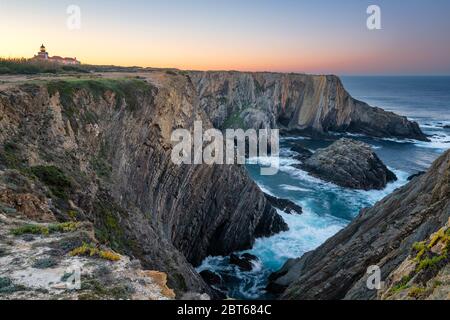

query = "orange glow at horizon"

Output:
[[1, 0, 450, 75]]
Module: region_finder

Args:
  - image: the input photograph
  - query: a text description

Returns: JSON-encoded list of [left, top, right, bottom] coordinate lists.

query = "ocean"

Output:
[[197, 76, 450, 299]]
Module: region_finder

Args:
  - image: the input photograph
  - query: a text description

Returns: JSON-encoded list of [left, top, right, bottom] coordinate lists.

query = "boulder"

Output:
[[229, 253, 258, 271], [300, 138, 397, 190]]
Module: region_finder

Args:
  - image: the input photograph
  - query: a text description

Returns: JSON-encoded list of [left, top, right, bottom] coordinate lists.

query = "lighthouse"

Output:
[[37, 44, 49, 60], [31, 44, 80, 65]]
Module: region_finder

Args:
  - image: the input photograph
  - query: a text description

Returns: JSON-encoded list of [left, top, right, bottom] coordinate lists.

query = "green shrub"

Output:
[[69, 243, 121, 262], [12, 224, 50, 236], [32, 257, 59, 269], [0, 277, 26, 294], [417, 255, 446, 272], [0, 58, 90, 75], [389, 275, 412, 294], [0, 58, 144, 75], [11, 222, 79, 236], [30, 165, 71, 199], [408, 286, 426, 298]]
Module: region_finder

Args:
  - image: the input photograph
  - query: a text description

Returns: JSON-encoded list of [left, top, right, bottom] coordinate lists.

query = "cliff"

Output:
[[269, 149, 450, 300], [189, 71, 428, 141], [0, 72, 287, 297]]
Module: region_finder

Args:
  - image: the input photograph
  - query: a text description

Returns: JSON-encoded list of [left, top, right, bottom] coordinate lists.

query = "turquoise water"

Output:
[[198, 76, 450, 299]]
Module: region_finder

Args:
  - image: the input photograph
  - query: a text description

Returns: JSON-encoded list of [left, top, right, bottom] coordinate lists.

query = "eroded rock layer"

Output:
[[189, 71, 428, 141], [269, 150, 450, 300], [0, 73, 287, 296]]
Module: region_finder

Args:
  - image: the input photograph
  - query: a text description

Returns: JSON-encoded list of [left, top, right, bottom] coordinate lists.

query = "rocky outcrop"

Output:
[[408, 171, 426, 181], [268, 149, 450, 300], [0, 73, 287, 297], [189, 71, 428, 141], [379, 218, 450, 300], [0, 212, 176, 300], [229, 253, 259, 272], [265, 193, 303, 214], [290, 145, 313, 162], [298, 138, 397, 190]]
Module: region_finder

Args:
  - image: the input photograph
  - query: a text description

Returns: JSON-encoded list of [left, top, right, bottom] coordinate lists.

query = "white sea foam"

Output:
[[249, 209, 346, 270], [280, 184, 311, 192], [280, 136, 311, 141], [415, 134, 450, 150], [257, 182, 274, 196]]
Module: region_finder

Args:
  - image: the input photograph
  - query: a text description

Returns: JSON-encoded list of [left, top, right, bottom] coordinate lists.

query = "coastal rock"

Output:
[[0, 72, 287, 297], [300, 138, 397, 190], [189, 71, 428, 141], [265, 193, 303, 215], [229, 253, 258, 271], [290, 145, 313, 162], [269, 149, 450, 300], [199, 270, 222, 286], [407, 171, 426, 181], [379, 218, 450, 300]]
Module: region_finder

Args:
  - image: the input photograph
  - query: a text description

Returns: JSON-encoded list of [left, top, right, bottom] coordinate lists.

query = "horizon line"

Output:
[[1, 55, 450, 77]]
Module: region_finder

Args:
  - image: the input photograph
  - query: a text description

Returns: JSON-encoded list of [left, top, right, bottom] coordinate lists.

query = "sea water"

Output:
[[197, 76, 450, 299]]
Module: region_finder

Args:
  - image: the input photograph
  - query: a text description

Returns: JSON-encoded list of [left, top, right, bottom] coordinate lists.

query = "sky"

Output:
[[1, 0, 450, 75]]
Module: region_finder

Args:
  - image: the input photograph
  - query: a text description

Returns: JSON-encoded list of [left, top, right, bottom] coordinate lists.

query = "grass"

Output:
[[389, 275, 412, 295], [11, 222, 79, 236], [46, 78, 152, 116], [69, 243, 121, 262]]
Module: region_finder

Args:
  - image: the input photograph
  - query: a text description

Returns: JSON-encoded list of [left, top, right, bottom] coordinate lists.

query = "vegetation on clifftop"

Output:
[[0, 58, 145, 75], [46, 78, 153, 115]]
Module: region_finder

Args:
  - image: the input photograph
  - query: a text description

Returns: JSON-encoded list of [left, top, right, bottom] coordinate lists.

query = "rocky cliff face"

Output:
[[269, 149, 450, 300], [0, 72, 286, 297], [189, 71, 427, 141], [379, 218, 449, 300]]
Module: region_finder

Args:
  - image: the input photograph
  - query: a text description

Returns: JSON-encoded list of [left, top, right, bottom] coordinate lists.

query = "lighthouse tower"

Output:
[[37, 44, 49, 60]]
